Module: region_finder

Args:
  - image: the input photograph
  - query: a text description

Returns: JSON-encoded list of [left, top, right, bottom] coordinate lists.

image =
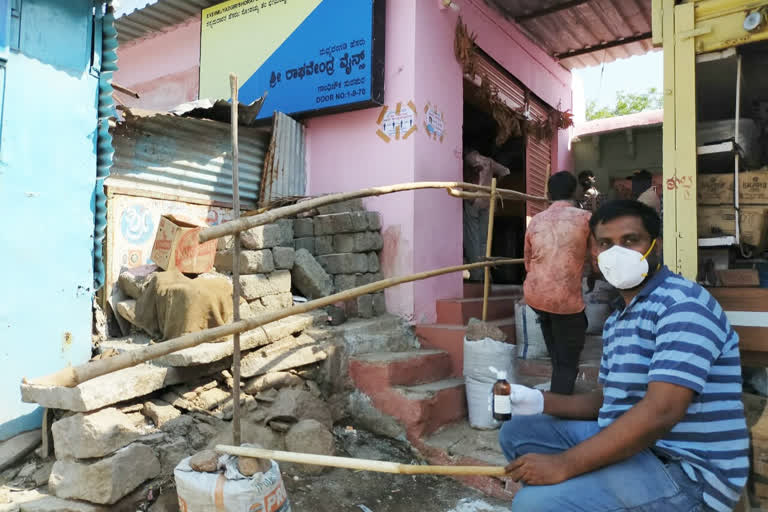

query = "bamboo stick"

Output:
[[215, 445, 508, 477], [482, 178, 497, 322], [229, 73, 242, 447], [199, 181, 547, 243], [25, 258, 523, 388]]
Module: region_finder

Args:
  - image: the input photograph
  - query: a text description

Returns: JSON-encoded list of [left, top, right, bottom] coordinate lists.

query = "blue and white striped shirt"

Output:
[[599, 266, 749, 512]]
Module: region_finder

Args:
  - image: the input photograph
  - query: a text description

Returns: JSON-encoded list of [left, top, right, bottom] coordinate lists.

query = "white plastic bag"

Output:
[[175, 454, 291, 512], [463, 337, 516, 429]]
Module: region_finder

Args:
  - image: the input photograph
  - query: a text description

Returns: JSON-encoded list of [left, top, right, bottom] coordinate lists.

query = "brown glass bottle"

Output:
[[492, 372, 512, 421]]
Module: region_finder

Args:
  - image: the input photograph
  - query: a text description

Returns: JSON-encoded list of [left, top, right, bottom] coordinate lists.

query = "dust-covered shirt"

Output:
[[599, 267, 749, 512], [523, 201, 591, 314]]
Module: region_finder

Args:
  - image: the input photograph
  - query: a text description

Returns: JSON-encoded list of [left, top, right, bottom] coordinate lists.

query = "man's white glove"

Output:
[[509, 384, 544, 415]]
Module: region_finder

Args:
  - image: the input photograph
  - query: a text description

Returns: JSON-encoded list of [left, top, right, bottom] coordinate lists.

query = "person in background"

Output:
[[632, 169, 661, 213], [577, 170, 602, 212], [523, 171, 591, 395], [500, 200, 747, 512], [462, 148, 510, 281]]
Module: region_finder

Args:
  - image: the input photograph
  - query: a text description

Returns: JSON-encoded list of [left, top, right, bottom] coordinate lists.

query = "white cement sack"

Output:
[[466, 377, 499, 430], [463, 337, 516, 383], [582, 278, 618, 335], [515, 302, 547, 360], [175, 454, 291, 512]]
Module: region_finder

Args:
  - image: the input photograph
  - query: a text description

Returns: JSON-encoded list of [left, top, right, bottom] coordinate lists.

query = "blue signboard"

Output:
[[200, 0, 385, 120]]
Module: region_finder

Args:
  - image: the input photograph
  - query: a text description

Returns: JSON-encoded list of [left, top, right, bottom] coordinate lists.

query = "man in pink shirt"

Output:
[[524, 171, 592, 394]]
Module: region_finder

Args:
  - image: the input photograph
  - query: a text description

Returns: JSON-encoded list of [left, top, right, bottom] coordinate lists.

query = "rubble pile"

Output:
[[4, 204, 415, 511]]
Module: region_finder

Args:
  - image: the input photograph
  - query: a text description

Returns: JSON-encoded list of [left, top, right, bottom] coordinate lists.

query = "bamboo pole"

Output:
[[229, 73, 242, 447], [215, 445, 507, 477], [481, 178, 497, 322], [199, 181, 547, 243], [25, 258, 523, 388]]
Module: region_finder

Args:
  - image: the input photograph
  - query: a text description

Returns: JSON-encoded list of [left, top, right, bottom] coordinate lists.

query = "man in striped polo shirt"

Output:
[[499, 200, 749, 511]]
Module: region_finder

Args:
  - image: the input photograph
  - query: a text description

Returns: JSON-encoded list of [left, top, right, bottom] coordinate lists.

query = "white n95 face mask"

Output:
[[597, 240, 657, 290]]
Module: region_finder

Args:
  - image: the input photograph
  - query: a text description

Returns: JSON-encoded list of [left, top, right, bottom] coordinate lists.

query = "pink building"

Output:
[[113, 0, 649, 324]]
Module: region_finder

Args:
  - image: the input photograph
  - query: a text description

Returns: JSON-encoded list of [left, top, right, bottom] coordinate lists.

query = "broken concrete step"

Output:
[[99, 311, 324, 367], [349, 350, 453, 389], [21, 360, 229, 413]]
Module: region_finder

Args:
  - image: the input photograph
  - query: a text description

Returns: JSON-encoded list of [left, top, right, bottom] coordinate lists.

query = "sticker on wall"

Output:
[[376, 101, 417, 142], [423, 102, 445, 143]]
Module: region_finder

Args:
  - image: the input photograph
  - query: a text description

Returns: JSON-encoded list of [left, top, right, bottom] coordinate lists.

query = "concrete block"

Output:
[[334, 274, 358, 292], [316, 198, 364, 215], [49, 444, 160, 505], [373, 292, 387, 315], [52, 408, 142, 459], [366, 211, 382, 231], [294, 237, 315, 255], [241, 221, 292, 250], [317, 253, 368, 274], [355, 294, 374, 318], [239, 270, 291, 300], [217, 235, 235, 251], [293, 218, 314, 238], [356, 273, 382, 287], [291, 249, 333, 299], [272, 246, 295, 270], [367, 252, 380, 272], [215, 249, 274, 274], [314, 236, 334, 255], [0, 430, 41, 472], [334, 232, 383, 253], [313, 212, 368, 235], [250, 292, 293, 314], [332, 233, 355, 253]]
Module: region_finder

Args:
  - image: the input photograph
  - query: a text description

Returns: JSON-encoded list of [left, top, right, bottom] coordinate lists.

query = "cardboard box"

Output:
[[151, 215, 217, 274], [698, 205, 768, 248], [716, 269, 760, 287], [740, 169, 768, 204], [698, 173, 734, 205]]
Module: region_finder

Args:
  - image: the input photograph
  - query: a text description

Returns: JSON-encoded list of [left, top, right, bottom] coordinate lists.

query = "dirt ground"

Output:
[[282, 426, 510, 512]]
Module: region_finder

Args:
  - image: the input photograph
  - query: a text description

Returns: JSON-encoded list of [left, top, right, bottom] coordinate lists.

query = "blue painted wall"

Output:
[[0, 0, 98, 440]]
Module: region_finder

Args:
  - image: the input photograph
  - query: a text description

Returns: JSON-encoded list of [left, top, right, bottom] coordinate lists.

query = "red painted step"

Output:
[[436, 295, 521, 324], [415, 318, 516, 377], [349, 350, 453, 389]]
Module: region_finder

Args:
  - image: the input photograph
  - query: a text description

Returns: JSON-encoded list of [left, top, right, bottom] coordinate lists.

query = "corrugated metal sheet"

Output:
[[526, 97, 551, 218], [107, 111, 270, 207], [486, 0, 654, 69], [473, 56, 527, 110], [259, 112, 306, 206], [115, 0, 216, 43]]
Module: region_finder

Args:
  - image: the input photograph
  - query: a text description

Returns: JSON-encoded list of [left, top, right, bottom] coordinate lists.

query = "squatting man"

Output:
[[499, 200, 748, 512]]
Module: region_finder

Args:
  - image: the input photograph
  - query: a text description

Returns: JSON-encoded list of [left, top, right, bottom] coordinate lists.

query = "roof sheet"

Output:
[[485, 0, 656, 69], [115, 0, 216, 43]]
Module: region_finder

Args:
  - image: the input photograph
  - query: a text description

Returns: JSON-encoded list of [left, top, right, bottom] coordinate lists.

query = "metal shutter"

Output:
[[526, 97, 551, 218]]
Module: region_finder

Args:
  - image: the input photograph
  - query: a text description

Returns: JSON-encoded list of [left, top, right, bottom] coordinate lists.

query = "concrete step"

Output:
[[349, 349, 453, 388], [415, 318, 516, 377], [355, 377, 467, 440], [436, 295, 521, 324], [416, 420, 517, 501]]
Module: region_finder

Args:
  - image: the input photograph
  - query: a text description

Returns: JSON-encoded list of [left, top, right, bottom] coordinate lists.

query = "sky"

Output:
[[572, 51, 663, 111]]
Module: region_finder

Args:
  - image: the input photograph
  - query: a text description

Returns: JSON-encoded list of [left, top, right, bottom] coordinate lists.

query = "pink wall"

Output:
[[307, 0, 573, 323], [114, 19, 201, 111]]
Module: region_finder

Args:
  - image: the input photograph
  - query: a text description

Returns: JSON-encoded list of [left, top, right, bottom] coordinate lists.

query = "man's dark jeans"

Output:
[[531, 307, 588, 395]]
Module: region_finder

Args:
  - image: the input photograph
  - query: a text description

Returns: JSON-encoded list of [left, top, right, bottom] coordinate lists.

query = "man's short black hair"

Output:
[[578, 170, 595, 184], [589, 199, 661, 239], [548, 171, 578, 201]]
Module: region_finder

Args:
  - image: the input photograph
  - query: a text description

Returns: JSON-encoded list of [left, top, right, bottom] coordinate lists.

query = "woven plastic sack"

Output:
[[463, 336, 515, 429]]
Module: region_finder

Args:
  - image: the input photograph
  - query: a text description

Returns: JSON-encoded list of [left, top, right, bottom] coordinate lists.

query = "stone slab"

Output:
[[52, 408, 142, 460], [21, 360, 229, 413], [239, 271, 291, 301], [0, 430, 41, 472], [250, 292, 293, 314], [99, 312, 323, 368], [18, 496, 109, 512], [49, 443, 160, 505], [240, 333, 333, 378]]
